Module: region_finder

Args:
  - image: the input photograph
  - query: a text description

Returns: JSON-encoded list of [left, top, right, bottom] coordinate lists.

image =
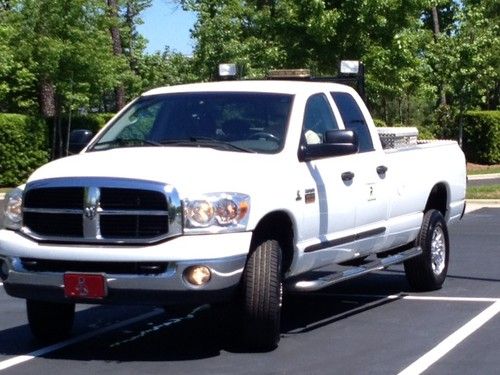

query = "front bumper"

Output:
[[0, 229, 250, 305]]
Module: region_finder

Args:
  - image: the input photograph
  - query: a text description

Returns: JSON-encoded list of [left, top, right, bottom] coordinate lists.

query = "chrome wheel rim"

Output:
[[431, 225, 446, 275]]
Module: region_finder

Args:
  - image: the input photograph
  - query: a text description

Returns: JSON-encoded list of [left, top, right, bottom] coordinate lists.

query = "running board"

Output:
[[286, 246, 422, 292]]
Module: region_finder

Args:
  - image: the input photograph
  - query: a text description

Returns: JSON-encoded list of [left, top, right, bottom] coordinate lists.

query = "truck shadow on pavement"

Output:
[[0, 272, 413, 362]]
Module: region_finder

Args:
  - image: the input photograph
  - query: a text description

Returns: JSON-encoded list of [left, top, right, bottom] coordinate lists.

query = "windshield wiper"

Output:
[[92, 138, 162, 150], [160, 137, 256, 153]]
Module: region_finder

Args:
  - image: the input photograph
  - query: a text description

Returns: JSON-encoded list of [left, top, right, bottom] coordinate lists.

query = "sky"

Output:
[[137, 0, 197, 55]]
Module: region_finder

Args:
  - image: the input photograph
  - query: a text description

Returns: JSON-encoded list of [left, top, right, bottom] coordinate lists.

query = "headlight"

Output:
[[2, 186, 24, 230], [183, 193, 250, 234]]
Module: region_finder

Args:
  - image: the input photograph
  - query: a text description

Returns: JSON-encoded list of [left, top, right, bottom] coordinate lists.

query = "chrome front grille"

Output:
[[22, 178, 182, 244]]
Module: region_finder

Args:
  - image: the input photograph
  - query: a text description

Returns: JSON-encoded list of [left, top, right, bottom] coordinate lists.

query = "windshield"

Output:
[[91, 92, 293, 153]]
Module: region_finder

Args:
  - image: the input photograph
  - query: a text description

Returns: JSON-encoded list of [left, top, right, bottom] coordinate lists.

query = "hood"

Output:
[[28, 147, 279, 197]]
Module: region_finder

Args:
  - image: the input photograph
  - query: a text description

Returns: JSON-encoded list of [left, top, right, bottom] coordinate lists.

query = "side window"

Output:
[[302, 94, 339, 144], [331, 92, 374, 152]]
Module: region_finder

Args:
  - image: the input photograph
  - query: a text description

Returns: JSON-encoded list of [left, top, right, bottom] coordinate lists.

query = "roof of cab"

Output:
[[142, 80, 354, 96]]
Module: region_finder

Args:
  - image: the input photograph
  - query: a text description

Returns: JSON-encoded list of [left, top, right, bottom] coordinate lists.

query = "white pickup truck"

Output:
[[0, 80, 466, 350]]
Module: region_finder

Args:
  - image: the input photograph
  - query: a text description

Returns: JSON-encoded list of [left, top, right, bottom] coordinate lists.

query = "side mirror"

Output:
[[68, 129, 94, 155], [300, 130, 358, 161]]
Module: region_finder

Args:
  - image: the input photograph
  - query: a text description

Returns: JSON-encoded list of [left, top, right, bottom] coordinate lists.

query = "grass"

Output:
[[467, 163, 500, 175], [0, 188, 11, 194], [467, 185, 500, 200], [466, 163, 500, 200]]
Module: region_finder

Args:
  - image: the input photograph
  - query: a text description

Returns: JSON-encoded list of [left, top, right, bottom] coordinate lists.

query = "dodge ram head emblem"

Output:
[[84, 204, 98, 220], [84, 186, 101, 220]]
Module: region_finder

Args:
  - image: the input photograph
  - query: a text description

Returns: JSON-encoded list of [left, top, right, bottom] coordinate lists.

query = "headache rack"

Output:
[[219, 61, 366, 101], [267, 61, 366, 101]]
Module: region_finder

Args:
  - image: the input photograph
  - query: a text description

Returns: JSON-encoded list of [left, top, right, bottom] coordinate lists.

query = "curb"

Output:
[[467, 199, 500, 206], [468, 173, 500, 181], [465, 199, 500, 214]]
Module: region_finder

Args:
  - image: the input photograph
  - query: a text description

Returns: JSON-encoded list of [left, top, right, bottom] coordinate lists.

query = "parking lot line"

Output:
[[0, 309, 164, 371], [398, 300, 500, 375], [398, 295, 499, 303], [312, 292, 500, 303]]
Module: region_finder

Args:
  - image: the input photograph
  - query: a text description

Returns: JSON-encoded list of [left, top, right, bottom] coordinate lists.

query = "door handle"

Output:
[[377, 165, 388, 175], [341, 171, 355, 182]]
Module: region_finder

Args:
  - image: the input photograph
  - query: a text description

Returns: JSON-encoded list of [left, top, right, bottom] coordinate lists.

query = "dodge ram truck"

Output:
[[0, 79, 466, 350]]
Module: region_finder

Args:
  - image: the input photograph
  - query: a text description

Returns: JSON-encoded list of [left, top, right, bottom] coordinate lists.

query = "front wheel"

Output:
[[404, 209, 450, 291], [27, 300, 75, 342], [240, 239, 282, 351]]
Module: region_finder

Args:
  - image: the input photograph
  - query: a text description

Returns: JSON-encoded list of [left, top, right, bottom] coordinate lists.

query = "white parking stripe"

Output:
[[0, 309, 164, 371], [398, 301, 500, 375], [312, 292, 500, 303], [399, 295, 500, 303]]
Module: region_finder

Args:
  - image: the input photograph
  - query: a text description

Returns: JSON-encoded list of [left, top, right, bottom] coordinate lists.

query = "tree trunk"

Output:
[[431, 6, 440, 42], [108, 0, 126, 110], [431, 6, 447, 106], [0, 1, 11, 11], [38, 76, 56, 118]]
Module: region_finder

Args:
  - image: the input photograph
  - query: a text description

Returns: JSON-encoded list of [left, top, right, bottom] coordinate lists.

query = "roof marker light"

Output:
[[218, 63, 237, 78], [340, 60, 360, 74]]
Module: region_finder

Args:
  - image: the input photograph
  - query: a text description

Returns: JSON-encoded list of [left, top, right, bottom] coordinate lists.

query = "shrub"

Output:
[[462, 111, 500, 164], [373, 118, 387, 127], [0, 114, 50, 187], [48, 113, 115, 158], [416, 126, 435, 140], [0, 113, 115, 186], [61, 113, 115, 133]]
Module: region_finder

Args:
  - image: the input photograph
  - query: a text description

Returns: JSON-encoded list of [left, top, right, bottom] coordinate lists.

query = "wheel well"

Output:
[[424, 183, 448, 217], [251, 212, 294, 274]]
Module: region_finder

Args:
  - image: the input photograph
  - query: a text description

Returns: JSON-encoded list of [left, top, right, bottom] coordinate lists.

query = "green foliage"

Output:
[[128, 48, 199, 96], [0, 0, 125, 115], [62, 113, 115, 133], [426, 1, 499, 111], [184, 0, 498, 132], [462, 111, 500, 164], [416, 125, 435, 140], [0, 114, 50, 186], [373, 118, 387, 127], [0, 0, 498, 150]]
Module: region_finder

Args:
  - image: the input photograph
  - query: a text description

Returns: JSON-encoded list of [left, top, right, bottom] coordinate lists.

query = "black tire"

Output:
[[240, 239, 282, 351], [404, 209, 450, 291], [27, 300, 75, 342]]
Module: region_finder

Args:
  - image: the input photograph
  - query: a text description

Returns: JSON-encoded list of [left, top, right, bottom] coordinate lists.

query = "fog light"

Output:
[[184, 266, 211, 286]]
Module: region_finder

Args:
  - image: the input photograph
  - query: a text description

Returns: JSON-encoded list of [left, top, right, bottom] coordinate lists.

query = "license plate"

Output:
[[64, 273, 107, 299]]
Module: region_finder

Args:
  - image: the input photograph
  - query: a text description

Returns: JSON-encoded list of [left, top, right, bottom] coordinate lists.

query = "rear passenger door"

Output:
[[330, 91, 390, 254]]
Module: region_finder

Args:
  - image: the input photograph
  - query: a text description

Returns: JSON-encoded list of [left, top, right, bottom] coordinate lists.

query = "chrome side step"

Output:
[[286, 246, 422, 292]]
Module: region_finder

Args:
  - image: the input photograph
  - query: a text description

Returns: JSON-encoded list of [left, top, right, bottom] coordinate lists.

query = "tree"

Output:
[[426, 0, 499, 139], [108, 0, 127, 110], [184, 0, 434, 126]]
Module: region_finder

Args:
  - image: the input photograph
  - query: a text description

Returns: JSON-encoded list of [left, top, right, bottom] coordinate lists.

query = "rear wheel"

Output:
[[27, 300, 75, 342], [404, 209, 449, 291], [240, 238, 282, 351]]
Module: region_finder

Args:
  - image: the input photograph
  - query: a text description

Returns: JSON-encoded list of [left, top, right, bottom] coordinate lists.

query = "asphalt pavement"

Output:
[[0, 196, 499, 374]]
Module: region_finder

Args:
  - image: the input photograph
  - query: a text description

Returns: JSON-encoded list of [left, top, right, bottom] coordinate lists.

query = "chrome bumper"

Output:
[[0, 254, 246, 306]]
